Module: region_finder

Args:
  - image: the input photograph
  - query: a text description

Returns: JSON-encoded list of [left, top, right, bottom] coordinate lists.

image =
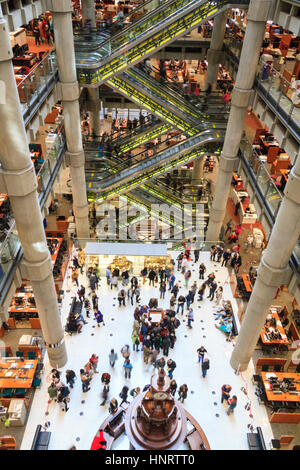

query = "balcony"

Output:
[[17, 51, 58, 126], [0, 126, 66, 303]]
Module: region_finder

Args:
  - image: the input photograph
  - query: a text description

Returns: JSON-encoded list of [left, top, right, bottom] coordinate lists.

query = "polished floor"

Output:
[[20, 250, 274, 450]]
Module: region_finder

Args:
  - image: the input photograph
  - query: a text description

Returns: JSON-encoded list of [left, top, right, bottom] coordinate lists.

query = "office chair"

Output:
[[270, 439, 281, 450], [16, 350, 24, 358], [32, 378, 41, 388], [1, 388, 13, 398], [262, 364, 269, 372], [14, 388, 26, 398], [274, 364, 282, 372], [28, 351, 36, 360]]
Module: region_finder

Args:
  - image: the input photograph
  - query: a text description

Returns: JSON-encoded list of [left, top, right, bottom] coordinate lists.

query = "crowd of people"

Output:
[[61, 238, 242, 428]]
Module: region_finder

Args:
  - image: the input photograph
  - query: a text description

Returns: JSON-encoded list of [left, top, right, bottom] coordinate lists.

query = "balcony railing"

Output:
[[224, 38, 300, 139], [17, 51, 58, 126], [0, 126, 66, 299]]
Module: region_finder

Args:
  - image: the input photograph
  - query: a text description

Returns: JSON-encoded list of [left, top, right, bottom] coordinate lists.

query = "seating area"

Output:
[[31, 425, 51, 450]]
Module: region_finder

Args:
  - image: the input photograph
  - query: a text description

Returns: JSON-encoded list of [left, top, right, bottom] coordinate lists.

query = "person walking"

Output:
[[201, 358, 210, 378], [185, 290, 193, 310], [197, 346, 207, 364], [186, 308, 194, 328], [227, 395, 237, 415], [171, 283, 179, 299], [123, 359, 133, 379], [224, 219, 233, 236], [168, 272, 176, 291], [121, 344, 131, 360], [135, 285, 141, 303], [65, 370, 76, 389], [221, 384, 232, 404], [109, 349, 118, 367], [78, 285, 85, 303], [106, 267, 111, 285], [178, 384, 188, 403], [119, 386, 129, 406], [127, 286, 134, 306]]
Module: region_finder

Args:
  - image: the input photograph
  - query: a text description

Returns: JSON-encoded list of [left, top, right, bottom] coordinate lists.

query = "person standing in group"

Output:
[[177, 252, 184, 271], [127, 286, 134, 306], [224, 219, 233, 236], [186, 308, 194, 328], [109, 398, 118, 414], [48, 382, 58, 402], [148, 268, 156, 286], [65, 370, 76, 389], [80, 369, 91, 392], [201, 358, 210, 378], [215, 286, 223, 305], [178, 384, 188, 403], [84, 298, 91, 318], [184, 270, 191, 289], [118, 289, 126, 307], [106, 267, 111, 285], [159, 280, 167, 299], [221, 384, 232, 404], [198, 282, 206, 301], [109, 349, 118, 367], [177, 295, 186, 315], [94, 308, 105, 327], [168, 272, 176, 291], [89, 354, 99, 374], [227, 395, 237, 415], [199, 263, 206, 280], [135, 285, 141, 303], [141, 266, 148, 284], [131, 332, 140, 352], [123, 359, 133, 379], [222, 249, 231, 267], [207, 280, 217, 301], [167, 359, 176, 379], [170, 379, 177, 397]]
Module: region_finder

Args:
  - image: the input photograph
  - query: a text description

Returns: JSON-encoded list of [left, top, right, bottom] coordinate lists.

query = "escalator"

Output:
[[75, 0, 249, 86], [124, 66, 229, 123], [87, 127, 224, 201]]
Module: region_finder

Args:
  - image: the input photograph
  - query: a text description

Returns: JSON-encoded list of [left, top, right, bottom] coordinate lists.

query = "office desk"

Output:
[[260, 312, 289, 345], [47, 237, 63, 266], [0, 360, 38, 389], [8, 292, 37, 316], [261, 372, 300, 403]]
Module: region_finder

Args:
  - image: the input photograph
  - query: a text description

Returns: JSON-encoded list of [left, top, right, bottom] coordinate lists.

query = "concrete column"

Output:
[[51, 0, 90, 238], [81, 0, 96, 28], [0, 10, 67, 367], [191, 157, 203, 185], [205, 12, 228, 91], [230, 154, 300, 371], [87, 87, 101, 137], [206, 0, 271, 241]]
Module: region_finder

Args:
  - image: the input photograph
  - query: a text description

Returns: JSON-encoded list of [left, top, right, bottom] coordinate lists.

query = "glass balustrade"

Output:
[[17, 52, 57, 117], [224, 38, 300, 134]]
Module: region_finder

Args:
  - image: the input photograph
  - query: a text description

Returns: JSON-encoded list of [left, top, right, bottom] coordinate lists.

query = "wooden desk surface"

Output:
[[241, 274, 252, 293], [259, 135, 279, 148], [8, 292, 37, 315], [261, 372, 300, 402], [260, 312, 289, 345], [0, 360, 38, 389]]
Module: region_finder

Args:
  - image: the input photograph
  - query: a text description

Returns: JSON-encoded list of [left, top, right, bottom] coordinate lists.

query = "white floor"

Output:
[[20, 250, 274, 450]]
